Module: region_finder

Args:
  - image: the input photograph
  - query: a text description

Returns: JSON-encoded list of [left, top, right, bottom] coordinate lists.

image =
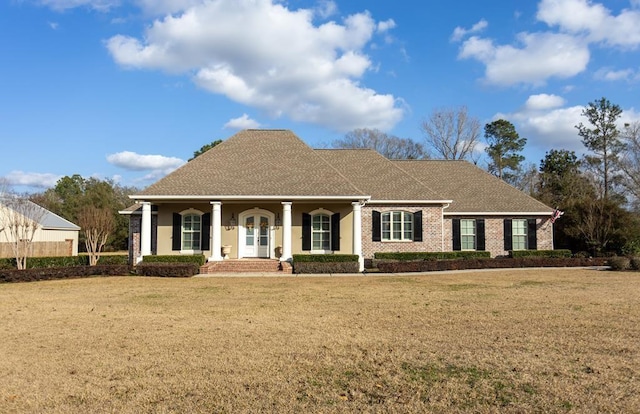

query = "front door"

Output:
[[243, 215, 270, 258]]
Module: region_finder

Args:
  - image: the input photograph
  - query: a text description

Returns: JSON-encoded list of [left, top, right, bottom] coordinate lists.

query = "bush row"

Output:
[[608, 256, 640, 271], [0, 265, 133, 283], [293, 262, 360, 274], [292, 254, 359, 263], [374, 251, 491, 261], [142, 254, 206, 266], [509, 249, 572, 258], [135, 263, 201, 277], [376, 257, 608, 273], [0, 254, 129, 269]]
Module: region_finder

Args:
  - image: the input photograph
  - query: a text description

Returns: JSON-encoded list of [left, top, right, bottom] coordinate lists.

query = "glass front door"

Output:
[[243, 215, 269, 257]]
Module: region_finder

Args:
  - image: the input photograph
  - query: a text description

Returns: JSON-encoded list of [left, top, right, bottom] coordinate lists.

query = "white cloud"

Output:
[[38, 0, 120, 12], [594, 67, 638, 81], [224, 114, 261, 130], [524, 93, 566, 111], [48, 22, 59, 30], [106, 151, 185, 172], [459, 32, 589, 86], [537, 0, 640, 48], [3, 171, 61, 189], [314, 0, 338, 19], [377, 19, 396, 33], [450, 19, 488, 42], [106, 0, 403, 132]]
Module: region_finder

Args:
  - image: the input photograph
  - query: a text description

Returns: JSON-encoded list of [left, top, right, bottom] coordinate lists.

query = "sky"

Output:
[[2, 0, 640, 192]]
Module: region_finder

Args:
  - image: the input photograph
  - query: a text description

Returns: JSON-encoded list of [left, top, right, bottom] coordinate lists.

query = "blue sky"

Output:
[[2, 0, 639, 191]]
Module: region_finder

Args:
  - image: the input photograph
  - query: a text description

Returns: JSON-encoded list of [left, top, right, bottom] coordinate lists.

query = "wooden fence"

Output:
[[0, 240, 73, 258]]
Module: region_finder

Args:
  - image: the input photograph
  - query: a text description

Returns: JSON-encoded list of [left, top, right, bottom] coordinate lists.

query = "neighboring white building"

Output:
[[0, 198, 80, 258]]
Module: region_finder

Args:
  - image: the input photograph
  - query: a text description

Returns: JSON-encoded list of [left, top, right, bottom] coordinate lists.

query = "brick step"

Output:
[[200, 260, 292, 274]]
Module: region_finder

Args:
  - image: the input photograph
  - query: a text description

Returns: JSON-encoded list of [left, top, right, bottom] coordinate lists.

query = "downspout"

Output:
[[441, 203, 450, 252]]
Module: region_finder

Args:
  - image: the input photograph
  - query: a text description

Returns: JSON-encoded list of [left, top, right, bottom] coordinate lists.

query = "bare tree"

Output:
[[620, 121, 640, 208], [421, 106, 481, 161], [332, 128, 426, 159], [77, 205, 115, 266], [0, 195, 46, 269]]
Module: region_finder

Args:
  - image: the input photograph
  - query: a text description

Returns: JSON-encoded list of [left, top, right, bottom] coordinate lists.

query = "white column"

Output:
[[139, 202, 151, 263], [352, 201, 364, 271], [209, 201, 223, 261], [281, 202, 292, 262]]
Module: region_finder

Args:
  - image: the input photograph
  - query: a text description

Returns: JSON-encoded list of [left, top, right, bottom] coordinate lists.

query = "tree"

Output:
[[620, 121, 640, 209], [420, 106, 481, 161], [30, 176, 136, 251], [332, 128, 426, 159], [484, 119, 526, 182], [77, 205, 115, 266], [190, 139, 223, 161], [576, 97, 624, 200], [0, 195, 46, 269]]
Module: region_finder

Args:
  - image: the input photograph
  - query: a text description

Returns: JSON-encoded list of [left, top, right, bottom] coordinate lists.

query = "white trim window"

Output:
[[512, 219, 527, 250], [312, 213, 331, 251], [460, 219, 476, 250], [182, 213, 202, 251], [382, 211, 413, 241]]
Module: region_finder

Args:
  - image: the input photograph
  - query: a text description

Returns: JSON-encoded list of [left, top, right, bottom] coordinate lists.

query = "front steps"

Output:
[[199, 259, 293, 275]]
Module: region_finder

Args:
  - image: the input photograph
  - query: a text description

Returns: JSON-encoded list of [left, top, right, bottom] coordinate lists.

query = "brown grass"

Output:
[[1, 269, 639, 413]]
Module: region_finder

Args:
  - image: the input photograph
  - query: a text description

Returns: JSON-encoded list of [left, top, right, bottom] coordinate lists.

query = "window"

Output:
[[381, 211, 413, 241], [182, 213, 202, 251], [312, 214, 331, 251], [512, 219, 527, 250], [460, 219, 476, 250]]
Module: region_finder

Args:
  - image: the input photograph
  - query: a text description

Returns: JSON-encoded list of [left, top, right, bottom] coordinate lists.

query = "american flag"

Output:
[[550, 208, 564, 224]]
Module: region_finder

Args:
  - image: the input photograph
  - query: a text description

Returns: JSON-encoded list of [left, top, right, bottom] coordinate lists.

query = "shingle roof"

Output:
[[315, 149, 446, 201], [394, 160, 553, 214], [135, 130, 365, 199]]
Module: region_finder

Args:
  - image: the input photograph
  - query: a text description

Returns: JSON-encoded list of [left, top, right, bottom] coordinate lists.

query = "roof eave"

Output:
[[130, 195, 372, 202], [368, 199, 453, 204], [443, 211, 553, 216]]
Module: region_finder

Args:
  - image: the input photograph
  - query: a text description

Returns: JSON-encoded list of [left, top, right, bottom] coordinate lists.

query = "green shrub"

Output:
[[622, 239, 640, 256], [89, 254, 129, 265], [26, 256, 88, 268], [509, 250, 572, 258], [135, 263, 200, 277], [292, 254, 359, 263], [374, 251, 490, 261], [377, 257, 608, 273], [630, 257, 640, 271], [608, 256, 631, 271], [0, 265, 133, 283], [142, 254, 206, 266], [293, 262, 360, 274]]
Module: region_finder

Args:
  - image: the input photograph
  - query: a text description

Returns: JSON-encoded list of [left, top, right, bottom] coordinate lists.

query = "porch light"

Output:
[[226, 213, 237, 230], [275, 213, 281, 229]]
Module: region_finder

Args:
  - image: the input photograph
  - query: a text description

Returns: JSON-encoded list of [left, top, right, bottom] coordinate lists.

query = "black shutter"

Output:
[[172, 213, 181, 251], [413, 211, 423, 242], [331, 213, 341, 251], [476, 219, 486, 251], [452, 219, 461, 251], [302, 213, 311, 251], [372, 210, 381, 242], [504, 219, 512, 251], [201, 213, 211, 251], [527, 218, 537, 250]]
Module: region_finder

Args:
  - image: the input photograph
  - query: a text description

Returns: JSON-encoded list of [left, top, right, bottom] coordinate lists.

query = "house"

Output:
[[0, 197, 80, 258], [124, 129, 554, 271]]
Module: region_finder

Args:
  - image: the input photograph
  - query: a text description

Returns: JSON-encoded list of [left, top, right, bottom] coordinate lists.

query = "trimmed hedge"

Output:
[[509, 249, 572, 258], [142, 254, 206, 266], [92, 255, 129, 265], [0, 265, 133, 283], [609, 256, 631, 271], [292, 254, 360, 273], [374, 251, 491, 261], [135, 263, 200, 277], [292, 254, 359, 263], [377, 257, 608, 273]]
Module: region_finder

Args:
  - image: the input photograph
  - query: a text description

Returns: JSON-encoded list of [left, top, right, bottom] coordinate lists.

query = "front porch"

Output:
[[199, 258, 293, 275]]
